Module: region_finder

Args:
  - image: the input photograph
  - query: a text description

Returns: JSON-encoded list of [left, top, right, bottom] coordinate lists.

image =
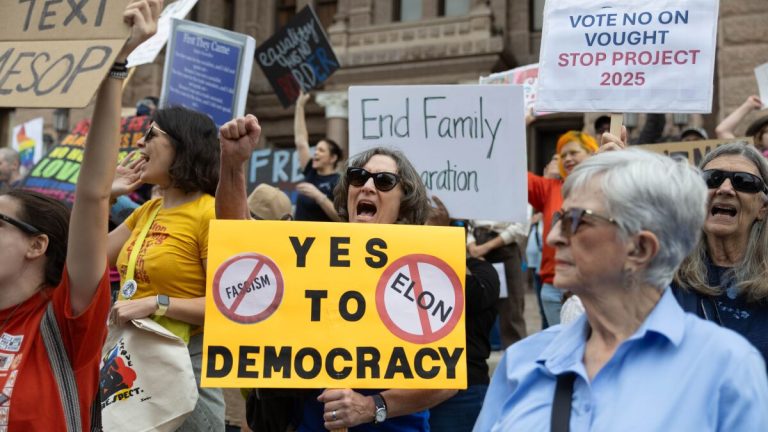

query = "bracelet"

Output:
[[108, 61, 129, 80], [108, 69, 129, 80]]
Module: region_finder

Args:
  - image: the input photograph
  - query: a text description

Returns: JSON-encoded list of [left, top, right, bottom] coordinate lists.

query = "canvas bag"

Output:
[[100, 318, 198, 431]]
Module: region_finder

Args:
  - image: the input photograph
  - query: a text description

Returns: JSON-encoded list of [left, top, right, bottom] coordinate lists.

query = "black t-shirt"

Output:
[[294, 162, 340, 222], [465, 257, 500, 386]]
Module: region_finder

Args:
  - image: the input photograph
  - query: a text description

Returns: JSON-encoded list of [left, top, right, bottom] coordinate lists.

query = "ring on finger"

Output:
[[331, 410, 337, 421]]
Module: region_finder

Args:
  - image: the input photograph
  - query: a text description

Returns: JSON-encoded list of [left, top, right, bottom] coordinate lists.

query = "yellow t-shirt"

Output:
[[117, 194, 214, 301]]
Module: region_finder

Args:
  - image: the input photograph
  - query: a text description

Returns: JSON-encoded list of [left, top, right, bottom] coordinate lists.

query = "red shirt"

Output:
[[527, 172, 563, 284], [0, 266, 109, 430]]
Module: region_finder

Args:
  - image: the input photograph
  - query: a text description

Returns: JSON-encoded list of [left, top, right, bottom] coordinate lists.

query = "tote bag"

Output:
[[100, 318, 198, 431]]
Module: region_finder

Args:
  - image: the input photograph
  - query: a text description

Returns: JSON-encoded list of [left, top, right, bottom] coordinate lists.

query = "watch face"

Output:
[[375, 407, 386, 423], [158, 295, 170, 307]]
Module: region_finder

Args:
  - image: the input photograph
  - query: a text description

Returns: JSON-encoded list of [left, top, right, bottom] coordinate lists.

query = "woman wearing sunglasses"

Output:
[[0, 2, 159, 429], [106, 109, 225, 428], [216, 119, 453, 431], [673, 142, 768, 366], [475, 149, 768, 431]]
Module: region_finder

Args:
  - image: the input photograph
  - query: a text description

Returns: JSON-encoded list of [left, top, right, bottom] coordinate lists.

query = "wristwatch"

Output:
[[372, 393, 387, 424], [155, 294, 170, 316]]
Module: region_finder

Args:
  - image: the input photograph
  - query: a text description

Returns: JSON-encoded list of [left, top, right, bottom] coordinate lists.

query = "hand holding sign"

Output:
[[598, 126, 628, 153], [119, 0, 163, 62], [219, 115, 262, 166]]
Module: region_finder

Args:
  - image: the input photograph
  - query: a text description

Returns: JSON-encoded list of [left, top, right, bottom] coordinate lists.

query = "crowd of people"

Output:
[[2, 1, 768, 431]]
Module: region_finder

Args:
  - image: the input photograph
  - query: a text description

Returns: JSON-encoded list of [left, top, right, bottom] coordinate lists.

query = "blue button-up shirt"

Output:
[[474, 289, 768, 431]]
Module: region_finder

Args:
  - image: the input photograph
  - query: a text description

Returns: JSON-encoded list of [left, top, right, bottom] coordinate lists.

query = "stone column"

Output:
[[315, 91, 349, 159]]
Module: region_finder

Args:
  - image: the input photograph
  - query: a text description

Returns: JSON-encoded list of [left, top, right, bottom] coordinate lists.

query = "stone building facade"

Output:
[[9, 0, 768, 174]]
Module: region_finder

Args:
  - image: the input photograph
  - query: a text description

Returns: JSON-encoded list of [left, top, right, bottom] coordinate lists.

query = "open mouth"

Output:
[[356, 201, 377, 219], [139, 152, 150, 162], [711, 204, 737, 217]]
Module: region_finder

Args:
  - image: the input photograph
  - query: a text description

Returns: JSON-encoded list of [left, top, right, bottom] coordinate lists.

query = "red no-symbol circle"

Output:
[[213, 253, 284, 324], [376, 254, 464, 344]]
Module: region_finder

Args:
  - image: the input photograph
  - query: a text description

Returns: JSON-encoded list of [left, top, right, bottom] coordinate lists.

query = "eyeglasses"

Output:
[[0, 212, 40, 235], [347, 167, 400, 192], [142, 124, 171, 143], [551, 207, 618, 238], [702, 169, 768, 194]]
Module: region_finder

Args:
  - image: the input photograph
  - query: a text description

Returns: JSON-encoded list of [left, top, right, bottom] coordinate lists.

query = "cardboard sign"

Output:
[[160, 19, 255, 128], [255, 6, 340, 108], [20, 115, 150, 205], [536, 0, 719, 113], [348, 85, 527, 223], [480, 64, 549, 116], [127, 0, 199, 68], [756, 62, 768, 109], [635, 137, 750, 165], [202, 221, 467, 389], [12, 117, 45, 171], [0, 0, 130, 108]]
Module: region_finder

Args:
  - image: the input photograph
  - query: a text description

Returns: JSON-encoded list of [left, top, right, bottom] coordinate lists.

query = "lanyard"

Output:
[[119, 205, 162, 300]]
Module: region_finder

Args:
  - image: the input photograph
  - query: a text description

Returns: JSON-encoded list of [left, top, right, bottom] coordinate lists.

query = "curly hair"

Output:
[[556, 130, 599, 178], [334, 147, 430, 225], [152, 106, 220, 196]]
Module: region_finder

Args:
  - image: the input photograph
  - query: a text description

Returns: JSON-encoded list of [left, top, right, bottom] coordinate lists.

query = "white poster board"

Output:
[[480, 64, 549, 116], [756, 62, 768, 109], [536, 0, 720, 113], [12, 118, 44, 172], [128, 0, 199, 68], [349, 85, 527, 223]]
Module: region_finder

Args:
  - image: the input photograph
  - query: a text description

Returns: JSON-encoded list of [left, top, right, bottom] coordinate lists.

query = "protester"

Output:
[[680, 126, 709, 142], [529, 131, 598, 325], [466, 220, 527, 347], [293, 92, 343, 222], [746, 115, 768, 154], [474, 149, 768, 431], [107, 108, 224, 428], [593, 115, 610, 138], [673, 142, 768, 365], [0, 1, 158, 429], [217, 116, 454, 430], [0, 148, 22, 193], [426, 204, 500, 432], [247, 183, 293, 220], [136, 96, 159, 117], [525, 210, 546, 328], [715, 95, 765, 148]]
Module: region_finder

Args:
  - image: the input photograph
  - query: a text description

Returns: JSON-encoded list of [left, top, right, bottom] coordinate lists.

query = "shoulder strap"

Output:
[[551, 372, 576, 432], [40, 302, 83, 432]]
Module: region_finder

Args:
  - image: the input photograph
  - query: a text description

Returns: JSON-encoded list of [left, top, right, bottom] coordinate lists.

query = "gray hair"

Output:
[[675, 142, 768, 301], [563, 149, 708, 290], [0, 147, 19, 164]]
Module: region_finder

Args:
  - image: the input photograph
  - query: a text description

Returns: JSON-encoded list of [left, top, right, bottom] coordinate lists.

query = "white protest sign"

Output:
[[480, 64, 549, 116], [756, 62, 768, 109], [12, 117, 44, 172], [127, 0, 199, 68], [536, 0, 720, 113], [349, 85, 527, 223]]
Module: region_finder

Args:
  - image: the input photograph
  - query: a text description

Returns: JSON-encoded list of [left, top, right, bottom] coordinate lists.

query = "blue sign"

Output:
[[161, 20, 255, 127]]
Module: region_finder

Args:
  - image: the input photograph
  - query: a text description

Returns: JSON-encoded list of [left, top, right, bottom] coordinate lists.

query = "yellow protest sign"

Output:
[[202, 221, 467, 390], [0, 0, 131, 108]]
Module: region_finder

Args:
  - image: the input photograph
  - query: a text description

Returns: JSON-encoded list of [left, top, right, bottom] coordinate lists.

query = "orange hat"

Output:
[[556, 131, 599, 178]]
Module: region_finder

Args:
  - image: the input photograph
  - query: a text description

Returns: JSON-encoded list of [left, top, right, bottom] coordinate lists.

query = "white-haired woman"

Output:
[[474, 149, 768, 431], [673, 142, 768, 365]]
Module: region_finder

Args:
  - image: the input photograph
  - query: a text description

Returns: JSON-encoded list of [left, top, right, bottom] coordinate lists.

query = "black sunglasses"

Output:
[[347, 167, 400, 192], [142, 124, 172, 143], [551, 207, 618, 238], [0, 212, 40, 235], [702, 169, 768, 194]]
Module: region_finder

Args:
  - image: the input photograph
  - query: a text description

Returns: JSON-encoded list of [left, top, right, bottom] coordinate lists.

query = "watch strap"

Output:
[[372, 393, 387, 424]]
